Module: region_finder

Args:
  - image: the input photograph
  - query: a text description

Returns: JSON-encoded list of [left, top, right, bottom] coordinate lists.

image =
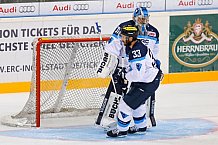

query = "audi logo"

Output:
[[136, 1, 152, 8], [73, 4, 89, 11], [198, 0, 213, 6], [19, 6, 35, 13]]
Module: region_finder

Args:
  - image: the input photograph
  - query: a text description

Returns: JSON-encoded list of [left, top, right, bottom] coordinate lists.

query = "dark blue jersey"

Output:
[[126, 40, 147, 61]]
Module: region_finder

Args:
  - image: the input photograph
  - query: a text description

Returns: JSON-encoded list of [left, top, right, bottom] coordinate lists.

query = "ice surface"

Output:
[[0, 82, 218, 145]]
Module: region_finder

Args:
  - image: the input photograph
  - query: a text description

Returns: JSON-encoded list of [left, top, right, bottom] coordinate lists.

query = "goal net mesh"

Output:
[[1, 35, 111, 127]]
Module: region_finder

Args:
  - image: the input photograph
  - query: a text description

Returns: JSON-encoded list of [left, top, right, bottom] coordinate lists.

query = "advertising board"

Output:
[[0, 3, 39, 17], [0, 14, 131, 83], [40, 1, 102, 16], [166, 0, 218, 11], [169, 14, 218, 73], [103, 0, 165, 13]]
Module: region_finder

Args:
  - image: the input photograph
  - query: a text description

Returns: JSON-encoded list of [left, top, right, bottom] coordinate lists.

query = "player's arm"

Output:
[[151, 28, 160, 59], [104, 20, 134, 57], [96, 23, 125, 78], [153, 29, 161, 69]]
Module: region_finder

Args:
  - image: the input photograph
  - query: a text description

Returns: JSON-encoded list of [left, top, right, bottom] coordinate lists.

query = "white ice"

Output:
[[0, 81, 218, 145]]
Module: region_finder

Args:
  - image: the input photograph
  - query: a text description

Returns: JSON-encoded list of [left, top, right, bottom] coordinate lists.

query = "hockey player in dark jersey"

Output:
[[106, 25, 162, 137], [96, 7, 162, 130], [103, 6, 161, 94]]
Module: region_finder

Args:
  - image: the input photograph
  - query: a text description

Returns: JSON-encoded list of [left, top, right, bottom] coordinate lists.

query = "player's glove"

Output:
[[155, 59, 161, 69], [112, 67, 128, 93]]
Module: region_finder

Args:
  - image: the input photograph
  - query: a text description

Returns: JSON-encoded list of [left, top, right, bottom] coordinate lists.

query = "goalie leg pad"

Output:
[[105, 92, 122, 119], [99, 92, 122, 128]]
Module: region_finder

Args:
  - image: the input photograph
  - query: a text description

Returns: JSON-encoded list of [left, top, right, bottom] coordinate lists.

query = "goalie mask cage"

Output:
[[1, 35, 111, 127]]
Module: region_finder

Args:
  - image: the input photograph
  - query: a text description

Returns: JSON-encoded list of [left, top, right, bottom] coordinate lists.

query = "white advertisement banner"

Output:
[[166, 0, 218, 11], [103, 0, 165, 13], [0, 3, 39, 18], [0, 14, 131, 83], [40, 1, 102, 16]]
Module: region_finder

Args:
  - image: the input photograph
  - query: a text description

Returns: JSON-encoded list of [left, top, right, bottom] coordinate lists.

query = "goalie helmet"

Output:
[[133, 7, 149, 26], [121, 25, 139, 39]]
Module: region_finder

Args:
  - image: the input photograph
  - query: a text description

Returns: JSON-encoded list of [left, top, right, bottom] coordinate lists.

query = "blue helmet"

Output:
[[133, 7, 149, 18], [133, 7, 149, 26]]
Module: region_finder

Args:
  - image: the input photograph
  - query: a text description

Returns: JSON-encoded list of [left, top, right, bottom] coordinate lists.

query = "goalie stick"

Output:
[[147, 72, 164, 127], [95, 22, 121, 126], [95, 80, 114, 125], [95, 68, 124, 126], [147, 93, 156, 127]]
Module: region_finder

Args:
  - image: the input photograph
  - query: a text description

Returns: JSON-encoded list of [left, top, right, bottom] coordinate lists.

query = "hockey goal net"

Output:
[[1, 35, 111, 127]]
